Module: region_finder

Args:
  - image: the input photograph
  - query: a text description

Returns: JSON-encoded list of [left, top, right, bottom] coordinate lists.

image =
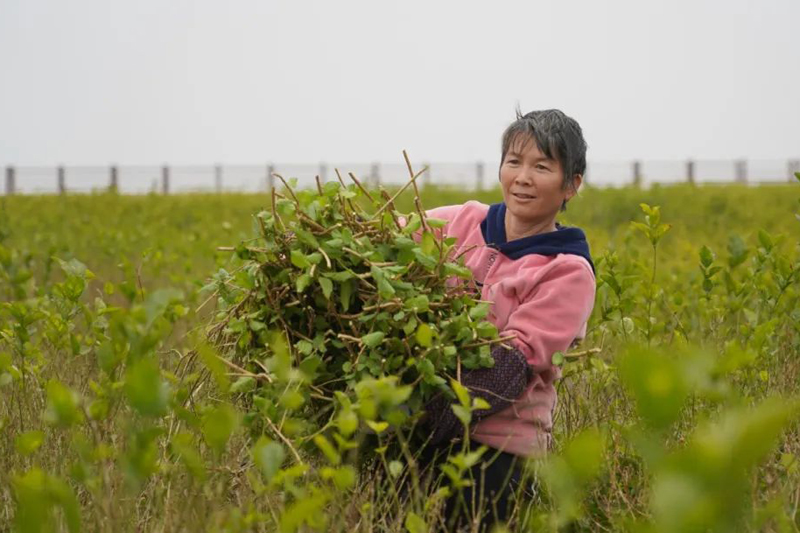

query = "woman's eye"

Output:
[[536, 164, 549, 171], [507, 159, 519, 165]]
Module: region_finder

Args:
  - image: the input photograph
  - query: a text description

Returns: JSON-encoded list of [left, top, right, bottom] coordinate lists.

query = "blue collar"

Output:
[[479, 202, 595, 273]]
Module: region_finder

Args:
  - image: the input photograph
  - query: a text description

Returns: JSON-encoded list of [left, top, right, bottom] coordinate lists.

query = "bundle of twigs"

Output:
[[206, 153, 510, 437]]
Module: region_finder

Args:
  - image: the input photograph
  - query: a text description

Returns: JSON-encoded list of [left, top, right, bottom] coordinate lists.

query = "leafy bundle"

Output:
[[206, 158, 507, 444]]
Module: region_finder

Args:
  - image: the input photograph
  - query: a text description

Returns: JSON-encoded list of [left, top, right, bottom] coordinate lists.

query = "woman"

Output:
[[421, 109, 596, 531]]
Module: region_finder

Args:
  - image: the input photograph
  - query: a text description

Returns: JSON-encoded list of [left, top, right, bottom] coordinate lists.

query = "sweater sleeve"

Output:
[[425, 204, 464, 224], [502, 258, 596, 373], [425, 344, 531, 445]]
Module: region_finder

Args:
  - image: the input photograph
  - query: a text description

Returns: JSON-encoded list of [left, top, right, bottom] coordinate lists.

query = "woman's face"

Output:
[[499, 135, 580, 230]]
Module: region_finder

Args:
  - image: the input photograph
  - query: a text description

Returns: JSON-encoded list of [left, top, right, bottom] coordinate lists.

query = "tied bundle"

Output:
[[206, 154, 513, 452]]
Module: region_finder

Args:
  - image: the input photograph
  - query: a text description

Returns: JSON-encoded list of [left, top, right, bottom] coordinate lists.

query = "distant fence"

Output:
[[3, 159, 800, 195]]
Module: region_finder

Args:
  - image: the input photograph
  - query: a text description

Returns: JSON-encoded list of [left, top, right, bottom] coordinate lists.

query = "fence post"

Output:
[[476, 161, 484, 191], [318, 163, 327, 184], [57, 166, 66, 194], [789, 160, 800, 182], [215, 164, 223, 193], [267, 164, 275, 191], [109, 165, 118, 192], [632, 160, 642, 187], [735, 159, 748, 184], [686, 159, 695, 185], [5, 166, 15, 195], [162, 165, 170, 195], [370, 162, 380, 188]]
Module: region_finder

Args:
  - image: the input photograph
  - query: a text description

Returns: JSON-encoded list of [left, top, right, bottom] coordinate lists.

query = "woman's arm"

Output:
[[499, 258, 596, 372], [426, 258, 596, 444]]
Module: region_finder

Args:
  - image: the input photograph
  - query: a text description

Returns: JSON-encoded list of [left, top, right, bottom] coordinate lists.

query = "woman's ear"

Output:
[[565, 174, 583, 201]]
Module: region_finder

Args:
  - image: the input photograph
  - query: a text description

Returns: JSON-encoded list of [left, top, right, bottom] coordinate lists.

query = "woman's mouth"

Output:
[[512, 192, 536, 201]]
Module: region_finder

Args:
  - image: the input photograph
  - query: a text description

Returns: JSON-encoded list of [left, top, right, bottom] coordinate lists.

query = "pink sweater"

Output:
[[426, 201, 596, 457]]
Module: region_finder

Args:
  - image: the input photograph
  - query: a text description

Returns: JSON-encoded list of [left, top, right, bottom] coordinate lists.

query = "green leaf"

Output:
[[377, 277, 395, 299], [552, 351, 565, 366], [56, 256, 94, 280], [405, 294, 430, 313], [561, 428, 606, 483], [96, 341, 122, 375], [415, 323, 433, 348], [202, 404, 239, 454], [451, 378, 470, 407], [318, 277, 334, 299], [275, 199, 296, 217], [324, 465, 357, 490], [421, 231, 436, 255], [299, 354, 322, 379], [402, 214, 422, 234], [0, 351, 12, 371], [639, 203, 655, 216], [388, 460, 404, 478], [252, 436, 285, 483], [291, 249, 310, 269], [15, 431, 45, 456], [296, 273, 312, 293], [12, 469, 82, 533], [442, 262, 472, 279], [230, 376, 256, 394], [325, 271, 354, 282], [124, 358, 169, 418], [44, 380, 83, 428], [313, 435, 341, 465], [452, 404, 471, 426], [340, 279, 354, 311], [757, 229, 773, 250], [404, 511, 427, 533], [279, 390, 305, 411], [630, 221, 650, 237], [469, 303, 490, 320], [413, 248, 438, 270], [699, 245, 714, 268], [475, 321, 497, 338], [366, 420, 389, 433], [323, 180, 341, 195], [618, 347, 689, 431], [295, 229, 319, 249], [337, 408, 359, 436], [249, 319, 266, 331], [361, 331, 385, 348], [143, 288, 184, 328], [472, 397, 490, 411]]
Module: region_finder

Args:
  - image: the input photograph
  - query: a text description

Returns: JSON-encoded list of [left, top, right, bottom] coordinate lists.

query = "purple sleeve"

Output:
[[425, 345, 531, 445]]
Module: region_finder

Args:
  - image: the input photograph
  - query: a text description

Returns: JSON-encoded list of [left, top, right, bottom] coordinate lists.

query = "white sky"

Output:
[[1, 0, 799, 166]]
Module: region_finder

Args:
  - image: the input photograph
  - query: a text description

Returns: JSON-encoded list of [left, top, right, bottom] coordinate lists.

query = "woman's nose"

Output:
[[514, 168, 534, 185]]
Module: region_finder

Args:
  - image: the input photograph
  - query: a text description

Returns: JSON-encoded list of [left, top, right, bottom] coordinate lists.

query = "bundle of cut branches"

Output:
[[206, 154, 511, 443]]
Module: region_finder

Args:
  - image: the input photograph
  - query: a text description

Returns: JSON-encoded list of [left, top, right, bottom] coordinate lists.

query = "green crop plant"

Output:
[[1, 175, 799, 532]]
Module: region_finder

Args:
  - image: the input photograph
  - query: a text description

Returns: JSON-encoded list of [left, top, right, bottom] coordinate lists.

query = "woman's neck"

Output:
[[504, 215, 557, 242]]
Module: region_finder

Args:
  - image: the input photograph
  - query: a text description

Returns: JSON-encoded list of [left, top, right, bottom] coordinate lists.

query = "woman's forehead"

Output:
[[510, 132, 558, 160]]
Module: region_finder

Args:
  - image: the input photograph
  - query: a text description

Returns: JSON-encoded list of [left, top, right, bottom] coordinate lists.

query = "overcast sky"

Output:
[[1, 0, 798, 167]]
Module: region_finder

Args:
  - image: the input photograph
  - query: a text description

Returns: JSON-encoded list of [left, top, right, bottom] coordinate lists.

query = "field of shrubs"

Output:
[[1, 179, 799, 532]]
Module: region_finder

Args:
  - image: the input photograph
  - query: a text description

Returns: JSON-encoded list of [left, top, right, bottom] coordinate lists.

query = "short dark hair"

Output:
[[500, 109, 588, 192]]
